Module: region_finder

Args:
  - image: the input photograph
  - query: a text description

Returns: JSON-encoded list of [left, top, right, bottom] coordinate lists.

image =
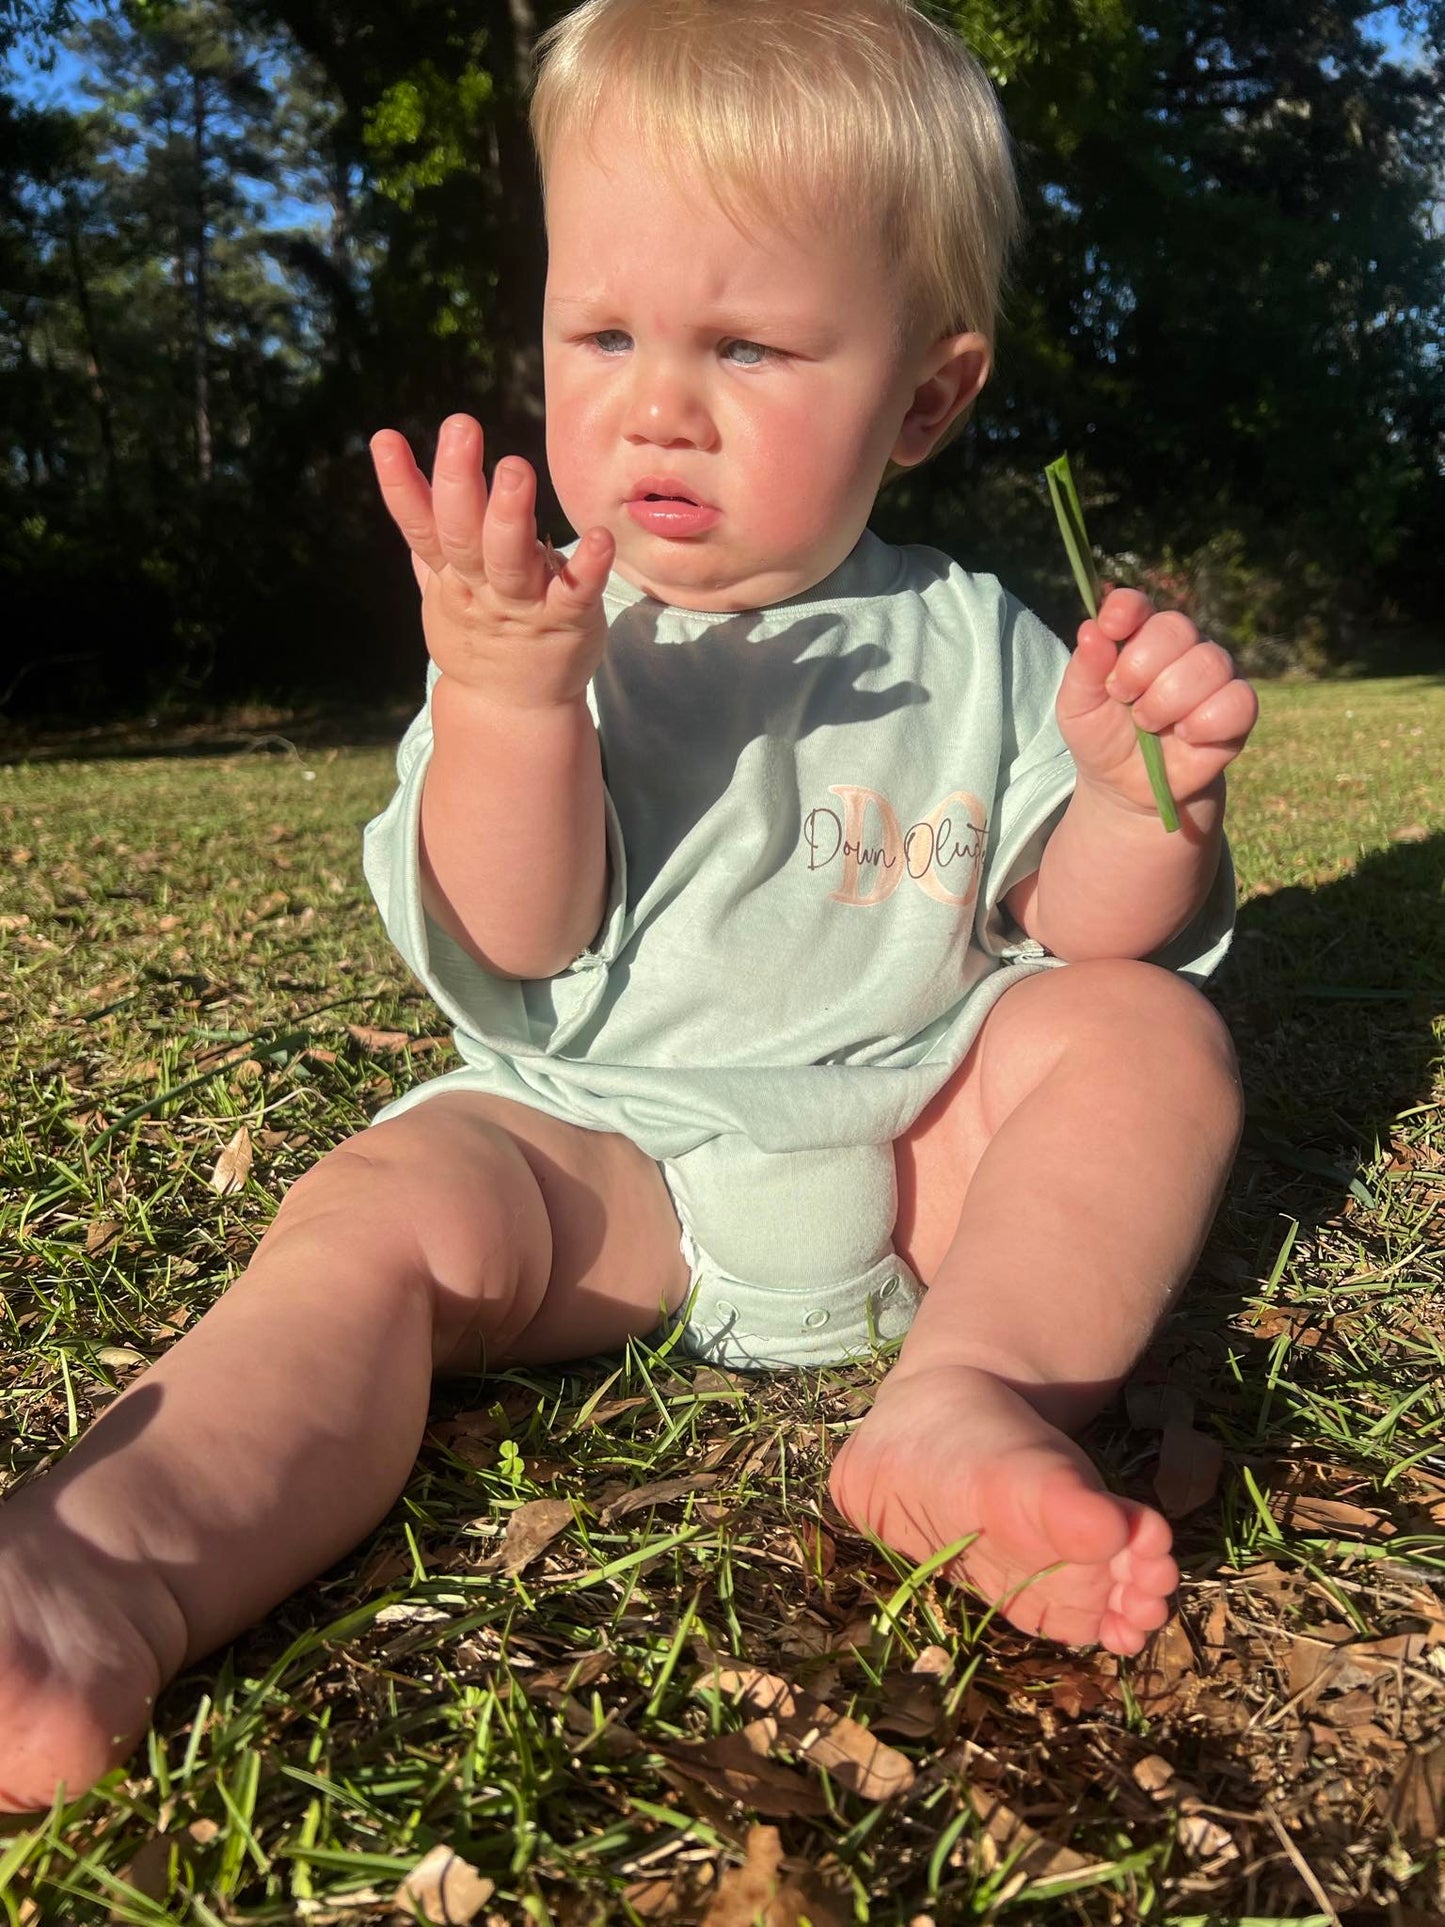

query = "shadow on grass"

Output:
[[0, 702, 415, 766], [1221, 826, 1442, 1215], [1095, 828, 1445, 1515]]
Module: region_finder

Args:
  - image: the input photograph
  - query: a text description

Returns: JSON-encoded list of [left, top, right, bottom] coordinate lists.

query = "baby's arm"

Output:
[[1005, 589, 1259, 961], [371, 415, 616, 979]]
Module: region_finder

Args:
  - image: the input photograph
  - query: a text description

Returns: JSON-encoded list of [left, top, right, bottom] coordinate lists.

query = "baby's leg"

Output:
[[831, 959, 1243, 1654], [0, 1093, 688, 1810]]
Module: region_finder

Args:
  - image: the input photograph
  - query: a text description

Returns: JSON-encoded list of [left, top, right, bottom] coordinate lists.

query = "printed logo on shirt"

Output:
[[802, 786, 987, 907]]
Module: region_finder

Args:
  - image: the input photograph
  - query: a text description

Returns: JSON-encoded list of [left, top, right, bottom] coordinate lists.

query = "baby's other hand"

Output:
[[1056, 589, 1260, 815], [369, 414, 615, 711]]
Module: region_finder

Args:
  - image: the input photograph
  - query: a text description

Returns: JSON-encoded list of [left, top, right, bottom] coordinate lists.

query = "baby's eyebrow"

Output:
[[545, 293, 836, 349]]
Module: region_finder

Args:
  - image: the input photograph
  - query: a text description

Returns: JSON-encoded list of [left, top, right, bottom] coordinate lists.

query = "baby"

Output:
[[0, 0, 1256, 1810]]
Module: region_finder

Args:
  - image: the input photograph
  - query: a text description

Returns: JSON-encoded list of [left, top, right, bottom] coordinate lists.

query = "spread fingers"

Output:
[[369, 430, 445, 576], [482, 458, 548, 603], [429, 414, 491, 576]]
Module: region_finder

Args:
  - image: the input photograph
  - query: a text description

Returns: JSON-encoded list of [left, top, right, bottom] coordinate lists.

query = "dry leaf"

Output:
[[1152, 1420, 1223, 1518], [1287, 1632, 1369, 1706], [428, 1419, 499, 1469], [122, 1832, 179, 1901], [583, 1395, 650, 1427], [374, 1603, 450, 1631], [623, 1876, 686, 1919], [692, 1366, 745, 1394], [664, 1728, 829, 1817], [701, 1825, 848, 1927], [1177, 1811, 1238, 1862], [531, 1648, 614, 1698], [699, 1656, 915, 1800], [795, 1519, 837, 1577], [85, 1218, 123, 1256], [873, 1652, 952, 1740], [481, 1498, 574, 1575], [1275, 1493, 1395, 1539], [1379, 1741, 1445, 1848], [1328, 1686, 1381, 1727], [555, 1694, 644, 1761], [96, 1345, 145, 1370], [392, 1844, 495, 1924], [347, 1024, 450, 1055], [208, 1125, 252, 1196], [966, 1789, 1098, 1881], [600, 1473, 721, 1522], [1132, 1754, 1178, 1798], [1129, 1618, 1199, 1714], [1358, 1627, 1444, 1663], [1201, 1589, 1230, 1657]]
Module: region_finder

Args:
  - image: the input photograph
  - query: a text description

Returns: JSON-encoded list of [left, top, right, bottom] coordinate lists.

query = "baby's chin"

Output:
[[610, 535, 843, 613]]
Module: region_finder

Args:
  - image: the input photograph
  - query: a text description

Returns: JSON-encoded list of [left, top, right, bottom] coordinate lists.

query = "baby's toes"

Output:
[[1107, 1579, 1173, 1632], [1035, 1466, 1133, 1566], [1119, 1499, 1174, 1561], [1099, 1611, 1154, 1658]]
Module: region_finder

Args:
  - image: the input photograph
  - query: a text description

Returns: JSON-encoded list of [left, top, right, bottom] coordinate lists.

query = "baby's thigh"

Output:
[[894, 961, 1238, 1284], [286, 1092, 690, 1369]]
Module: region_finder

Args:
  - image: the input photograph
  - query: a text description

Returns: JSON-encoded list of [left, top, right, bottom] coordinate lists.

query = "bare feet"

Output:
[[829, 1363, 1178, 1655], [0, 1501, 188, 1812]]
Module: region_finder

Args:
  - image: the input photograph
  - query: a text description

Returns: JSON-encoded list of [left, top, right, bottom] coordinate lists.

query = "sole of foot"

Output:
[[829, 1361, 1178, 1655]]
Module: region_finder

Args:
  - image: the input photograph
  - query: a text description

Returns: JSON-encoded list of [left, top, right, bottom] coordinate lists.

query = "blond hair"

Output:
[[530, 0, 1022, 371]]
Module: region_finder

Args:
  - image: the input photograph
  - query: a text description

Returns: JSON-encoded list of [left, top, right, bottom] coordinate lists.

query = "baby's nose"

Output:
[[624, 360, 715, 448]]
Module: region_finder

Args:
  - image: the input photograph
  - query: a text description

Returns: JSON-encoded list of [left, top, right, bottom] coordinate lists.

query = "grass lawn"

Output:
[[1, 673, 1442, 1924]]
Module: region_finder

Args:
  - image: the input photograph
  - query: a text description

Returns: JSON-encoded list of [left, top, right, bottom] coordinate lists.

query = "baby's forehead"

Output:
[[546, 125, 878, 262]]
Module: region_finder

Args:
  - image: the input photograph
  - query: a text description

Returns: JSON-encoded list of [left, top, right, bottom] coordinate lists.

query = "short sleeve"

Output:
[[973, 598, 1078, 960], [361, 662, 629, 1056]]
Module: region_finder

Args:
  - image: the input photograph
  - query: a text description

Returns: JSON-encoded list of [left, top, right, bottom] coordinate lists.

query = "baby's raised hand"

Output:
[[1056, 590, 1259, 816], [369, 414, 615, 711]]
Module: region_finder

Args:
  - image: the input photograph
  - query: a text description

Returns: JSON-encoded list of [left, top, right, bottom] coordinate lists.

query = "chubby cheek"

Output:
[[544, 367, 613, 535], [739, 389, 880, 547]]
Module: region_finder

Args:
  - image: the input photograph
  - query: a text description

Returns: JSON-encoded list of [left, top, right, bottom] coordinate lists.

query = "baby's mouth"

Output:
[[624, 480, 723, 536], [627, 476, 715, 510]]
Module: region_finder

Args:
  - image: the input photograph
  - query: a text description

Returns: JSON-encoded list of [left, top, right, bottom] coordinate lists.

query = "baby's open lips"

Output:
[[627, 475, 713, 509]]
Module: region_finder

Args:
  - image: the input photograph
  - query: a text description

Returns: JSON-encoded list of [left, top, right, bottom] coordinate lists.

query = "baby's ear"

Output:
[[892, 333, 991, 468]]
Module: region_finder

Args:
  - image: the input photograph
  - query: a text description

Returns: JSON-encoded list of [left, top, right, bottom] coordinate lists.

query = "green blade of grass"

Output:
[[1045, 454, 1101, 619], [1046, 453, 1180, 834]]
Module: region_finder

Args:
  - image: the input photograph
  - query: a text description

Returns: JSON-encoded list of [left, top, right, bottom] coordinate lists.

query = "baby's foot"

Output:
[[0, 1501, 188, 1811], [829, 1363, 1177, 1654]]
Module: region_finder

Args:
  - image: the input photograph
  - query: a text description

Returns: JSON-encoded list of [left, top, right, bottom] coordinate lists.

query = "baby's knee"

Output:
[[1074, 959, 1241, 1123], [267, 1102, 553, 1335]]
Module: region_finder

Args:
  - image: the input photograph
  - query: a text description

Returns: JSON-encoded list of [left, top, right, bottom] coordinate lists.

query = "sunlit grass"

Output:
[[1, 676, 1442, 1921]]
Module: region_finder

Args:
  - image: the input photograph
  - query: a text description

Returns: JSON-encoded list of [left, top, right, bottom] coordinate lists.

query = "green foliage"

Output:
[[362, 60, 494, 209], [0, 0, 1442, 720]]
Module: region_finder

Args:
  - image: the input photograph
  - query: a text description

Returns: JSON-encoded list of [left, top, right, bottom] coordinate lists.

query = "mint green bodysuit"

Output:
[[362, 531, 1234, 1369]]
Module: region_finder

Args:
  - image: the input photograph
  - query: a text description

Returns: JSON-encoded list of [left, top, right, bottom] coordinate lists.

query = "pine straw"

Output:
[[1, 674, 1441, 1923]]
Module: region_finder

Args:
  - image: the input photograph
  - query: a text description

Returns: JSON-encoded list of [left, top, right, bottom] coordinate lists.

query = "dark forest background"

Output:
[[2, 0, 1443, 727]]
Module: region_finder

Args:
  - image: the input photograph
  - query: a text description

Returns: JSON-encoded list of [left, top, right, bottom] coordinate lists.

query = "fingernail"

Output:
[[497, 461, 524, 492]]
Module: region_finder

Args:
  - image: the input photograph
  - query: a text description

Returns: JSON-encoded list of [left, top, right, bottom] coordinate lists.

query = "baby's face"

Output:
[[542, 120, 943, 611]]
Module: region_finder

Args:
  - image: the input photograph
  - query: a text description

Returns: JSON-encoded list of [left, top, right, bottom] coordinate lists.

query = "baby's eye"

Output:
[[588, 330, 632, 354], [722, 339, 775, 366]]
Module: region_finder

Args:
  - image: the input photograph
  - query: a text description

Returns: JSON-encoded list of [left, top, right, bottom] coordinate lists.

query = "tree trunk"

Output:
[[487, 0, 550, 513], [191, 67, 213, 484], [62, 195, 119, 504]]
